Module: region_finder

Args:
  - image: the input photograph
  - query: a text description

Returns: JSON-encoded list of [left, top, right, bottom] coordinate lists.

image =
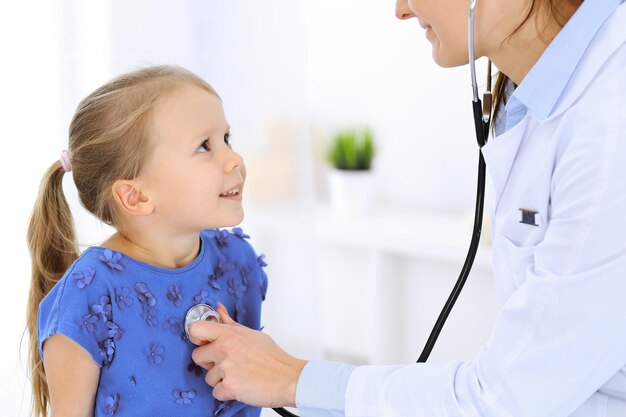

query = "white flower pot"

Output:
[[327, 168, 376, 218]]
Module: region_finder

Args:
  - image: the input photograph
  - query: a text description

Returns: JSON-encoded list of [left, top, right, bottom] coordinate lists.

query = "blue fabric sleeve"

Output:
[[295, 360, 357, 417], [37, 264, 108, 367]]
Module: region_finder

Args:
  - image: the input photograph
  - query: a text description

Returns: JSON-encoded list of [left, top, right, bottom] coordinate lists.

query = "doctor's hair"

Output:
[[492, 0, 583, 127], [26, 65, 219, 417]]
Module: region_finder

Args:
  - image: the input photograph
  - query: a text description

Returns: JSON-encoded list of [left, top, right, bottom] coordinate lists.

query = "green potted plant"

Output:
[[325, 128, 377, 217]]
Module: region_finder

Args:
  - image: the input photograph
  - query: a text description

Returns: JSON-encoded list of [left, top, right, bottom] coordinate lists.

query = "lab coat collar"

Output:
[[486, 0, 625, 209], [511, 0, 623, 120]]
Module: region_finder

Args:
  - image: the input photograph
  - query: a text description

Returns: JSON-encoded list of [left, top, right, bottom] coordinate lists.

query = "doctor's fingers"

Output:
[[188, 305, 241, 346], [204, 358, 239, 401], [205, 364, 228, 389], [212, 378, 238, 402], [216, 302, 239, 325], [188, 320, 220, 345], [191, 340, 222, 370], [191, 327, 245, 369]]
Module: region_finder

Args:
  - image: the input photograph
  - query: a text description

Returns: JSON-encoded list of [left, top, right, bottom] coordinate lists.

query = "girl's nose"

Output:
[[224, 147, 244, 174], [395, 0, 415, 20]]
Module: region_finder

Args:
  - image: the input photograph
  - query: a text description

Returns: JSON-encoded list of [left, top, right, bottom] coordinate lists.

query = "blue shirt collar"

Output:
[[504, 0, 623, 132]]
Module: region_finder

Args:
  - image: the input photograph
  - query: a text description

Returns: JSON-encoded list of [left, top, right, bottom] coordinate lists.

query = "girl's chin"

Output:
[[217, 212, 245, 229]]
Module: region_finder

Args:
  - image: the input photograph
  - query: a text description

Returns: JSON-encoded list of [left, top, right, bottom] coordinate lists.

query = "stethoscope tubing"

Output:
[[273, 3, 490, 416], [416, 0, 491, 365], [417, 149, 486, 363]]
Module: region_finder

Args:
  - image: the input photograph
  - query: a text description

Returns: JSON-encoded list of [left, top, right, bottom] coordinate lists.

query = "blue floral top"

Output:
[[38, 228, 268, 417]]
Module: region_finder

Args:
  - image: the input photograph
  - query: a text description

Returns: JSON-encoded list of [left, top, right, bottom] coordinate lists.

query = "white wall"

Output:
[[0, 2, 496, 416]]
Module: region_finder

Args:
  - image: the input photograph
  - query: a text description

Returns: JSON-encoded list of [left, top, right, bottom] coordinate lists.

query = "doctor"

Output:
[[190, 0, 626, 415]]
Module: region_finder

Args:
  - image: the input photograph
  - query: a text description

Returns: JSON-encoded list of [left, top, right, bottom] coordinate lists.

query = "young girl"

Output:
[[26, 65, 268, 417]]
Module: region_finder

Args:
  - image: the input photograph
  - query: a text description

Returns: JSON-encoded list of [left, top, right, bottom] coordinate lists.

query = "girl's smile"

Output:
[[219, 183, 243, 201]]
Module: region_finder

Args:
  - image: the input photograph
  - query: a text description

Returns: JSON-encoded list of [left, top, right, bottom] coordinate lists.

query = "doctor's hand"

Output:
[[190, 303, 307, 408]]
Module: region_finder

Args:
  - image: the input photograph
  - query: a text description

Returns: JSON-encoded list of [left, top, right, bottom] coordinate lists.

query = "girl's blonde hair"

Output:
[[26, 65, 219, 417], [492, 0, 583, 127]]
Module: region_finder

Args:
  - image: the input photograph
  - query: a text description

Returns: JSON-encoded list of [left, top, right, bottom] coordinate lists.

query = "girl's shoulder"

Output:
[[202, 227, 261, 261], [66, 246, 129, 286], [202, 228, 268, 299], [42, 247, 130, 308]]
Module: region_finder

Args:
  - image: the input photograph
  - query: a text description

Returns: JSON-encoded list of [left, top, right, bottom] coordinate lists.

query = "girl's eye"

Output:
[[198, 139, 211, 153], [224, 132, 232, 148], [198, 132, 231, 153]]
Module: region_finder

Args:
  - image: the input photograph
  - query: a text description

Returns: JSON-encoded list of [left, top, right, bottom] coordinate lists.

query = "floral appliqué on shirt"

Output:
[[162, 315, 182, 334], [136, 282, 159, 327], [208, 256, 235, 290], [166, 285, 183, 307], [114, 287, 133, 310], [100, 338, 116, 367], [232, 227, 250, 240], [215, 230, 230, 247], [104, 394, 119, 415], [146, 343, 164, 365], [100, 249, 124, 271], [173, 389, 196, 405], [73, 266, 95, 288]]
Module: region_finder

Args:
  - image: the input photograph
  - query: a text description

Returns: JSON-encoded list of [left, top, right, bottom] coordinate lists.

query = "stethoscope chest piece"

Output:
[[184, 303, 221, 343]]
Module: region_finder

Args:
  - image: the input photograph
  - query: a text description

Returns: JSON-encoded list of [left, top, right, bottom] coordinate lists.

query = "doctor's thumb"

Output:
[[216, 302, 239, 326]]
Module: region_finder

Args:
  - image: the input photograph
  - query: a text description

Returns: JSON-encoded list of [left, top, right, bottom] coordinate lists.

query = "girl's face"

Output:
[[395, 0, 531, 67], [139, 84, 246, 234]]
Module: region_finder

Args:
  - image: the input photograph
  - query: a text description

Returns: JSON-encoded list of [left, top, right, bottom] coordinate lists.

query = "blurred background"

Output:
[[0, 1, 497, 415]]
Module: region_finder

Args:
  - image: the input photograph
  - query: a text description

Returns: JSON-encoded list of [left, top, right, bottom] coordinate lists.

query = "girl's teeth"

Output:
[[221, 188, 239, 197]]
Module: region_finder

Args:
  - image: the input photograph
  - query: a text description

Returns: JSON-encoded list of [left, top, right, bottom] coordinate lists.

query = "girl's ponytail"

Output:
[[26, 161, 79, 417]]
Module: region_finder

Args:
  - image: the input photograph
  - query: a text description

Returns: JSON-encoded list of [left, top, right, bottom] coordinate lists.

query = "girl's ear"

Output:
[[111, 180, 155, 216]]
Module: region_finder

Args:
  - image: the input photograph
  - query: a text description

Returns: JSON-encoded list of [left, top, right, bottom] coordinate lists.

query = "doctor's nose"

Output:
[[395, 0, 415, 20]]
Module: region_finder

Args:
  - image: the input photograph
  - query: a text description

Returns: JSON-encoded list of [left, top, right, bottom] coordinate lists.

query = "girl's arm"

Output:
[[43, 334, 100, 417]]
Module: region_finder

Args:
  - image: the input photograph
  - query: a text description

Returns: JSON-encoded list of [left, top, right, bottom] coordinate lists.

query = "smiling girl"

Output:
[[26, 65, 268, 417]]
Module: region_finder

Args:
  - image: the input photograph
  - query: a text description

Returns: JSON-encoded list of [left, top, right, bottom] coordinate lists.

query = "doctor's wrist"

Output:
[[283, 358, 308, 407]]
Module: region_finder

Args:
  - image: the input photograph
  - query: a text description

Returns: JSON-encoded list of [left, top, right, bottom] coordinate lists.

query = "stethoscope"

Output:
[[185, 1, 493, 414], [184, 304, 221, 340]]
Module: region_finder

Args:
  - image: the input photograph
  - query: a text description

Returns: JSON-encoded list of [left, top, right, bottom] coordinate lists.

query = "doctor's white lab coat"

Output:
[[342, 3, 626, 417]]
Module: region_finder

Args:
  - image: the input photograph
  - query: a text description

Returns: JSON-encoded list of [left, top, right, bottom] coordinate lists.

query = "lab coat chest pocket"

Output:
[[493, 181, 549, 297], [493, 233, 536, 301], [497, 200, 549, 248], [492, 117, 553, 249], [493, 187, 549, 299]]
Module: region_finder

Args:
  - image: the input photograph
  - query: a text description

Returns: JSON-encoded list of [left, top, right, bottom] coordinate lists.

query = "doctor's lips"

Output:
[[219, 184, 243, 200]]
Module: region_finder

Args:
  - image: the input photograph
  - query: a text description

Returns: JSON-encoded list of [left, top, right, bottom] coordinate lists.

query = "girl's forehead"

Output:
[[149, 84, 226, 144]]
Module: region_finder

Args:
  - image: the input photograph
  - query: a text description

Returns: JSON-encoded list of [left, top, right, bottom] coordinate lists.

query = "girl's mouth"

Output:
[[219, 186, 242, 199]]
